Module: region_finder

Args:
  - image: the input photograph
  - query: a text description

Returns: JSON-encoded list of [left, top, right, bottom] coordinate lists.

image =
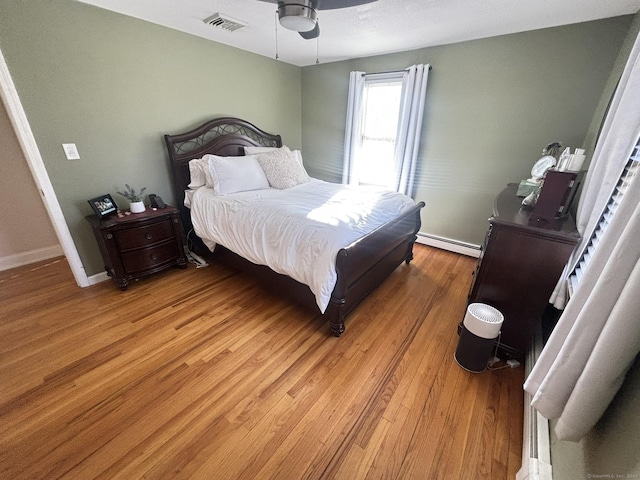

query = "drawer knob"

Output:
[[173, 218, 179, 224], [145, 233, 153, 240], [106, 233, 113, 240], [150, 254, 158, 261]]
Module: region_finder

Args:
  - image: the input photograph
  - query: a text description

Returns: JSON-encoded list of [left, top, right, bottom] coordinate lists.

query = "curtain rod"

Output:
[[362, 65, 432, 76]]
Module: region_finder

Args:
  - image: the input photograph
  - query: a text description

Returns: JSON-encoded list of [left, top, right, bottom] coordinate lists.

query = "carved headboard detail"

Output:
[[164, 117, 282, 238]]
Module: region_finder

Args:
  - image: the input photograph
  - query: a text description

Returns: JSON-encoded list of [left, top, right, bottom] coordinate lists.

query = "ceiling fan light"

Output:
[[278, 4, 317, 32]]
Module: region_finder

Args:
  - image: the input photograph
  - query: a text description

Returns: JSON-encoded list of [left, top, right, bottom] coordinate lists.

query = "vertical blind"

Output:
[[568, 136, 640, 296]]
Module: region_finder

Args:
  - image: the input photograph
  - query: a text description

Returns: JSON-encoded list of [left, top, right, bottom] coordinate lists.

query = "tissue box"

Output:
[[516, 180, 541, 197]]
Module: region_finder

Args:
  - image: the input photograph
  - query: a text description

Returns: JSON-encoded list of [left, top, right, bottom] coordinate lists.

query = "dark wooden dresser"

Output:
[[87, 205, 187, 290], [467, 184, 579, 358]]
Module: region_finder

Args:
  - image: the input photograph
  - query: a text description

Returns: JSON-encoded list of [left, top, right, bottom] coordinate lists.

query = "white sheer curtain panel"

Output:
[[342, 71, 365, 185], [394, 64, 429, 197], [550, 38, 640, 310], [524, 31, 640, 442]]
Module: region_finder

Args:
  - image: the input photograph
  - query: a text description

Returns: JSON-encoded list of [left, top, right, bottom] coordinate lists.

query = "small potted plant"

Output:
[[117, 184, 147, 213]]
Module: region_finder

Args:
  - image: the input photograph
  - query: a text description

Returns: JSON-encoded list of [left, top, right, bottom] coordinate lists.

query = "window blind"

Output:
[[568, 137, 640, 296]]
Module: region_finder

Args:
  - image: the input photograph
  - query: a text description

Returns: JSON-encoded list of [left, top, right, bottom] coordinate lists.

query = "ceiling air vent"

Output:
[[204, 13, 248, 32]]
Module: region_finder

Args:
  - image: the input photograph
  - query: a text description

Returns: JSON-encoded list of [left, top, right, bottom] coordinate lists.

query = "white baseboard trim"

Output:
[[88, 271, 110, 286], [416, 232, 481, 258], [516, 329, 553, 480], [0, 245, 64, 272]]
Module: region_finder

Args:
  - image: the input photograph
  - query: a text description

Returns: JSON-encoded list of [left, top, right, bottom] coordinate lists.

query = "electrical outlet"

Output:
[[62, 143, 80, 160]]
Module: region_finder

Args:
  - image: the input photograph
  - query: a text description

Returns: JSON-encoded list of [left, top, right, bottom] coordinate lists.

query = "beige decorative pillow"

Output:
[[244, 145, 282, 155], [256, 148, 310, 189]]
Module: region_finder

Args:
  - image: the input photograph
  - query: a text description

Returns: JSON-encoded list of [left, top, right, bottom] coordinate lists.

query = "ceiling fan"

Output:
[[258, 0, 378, 40]]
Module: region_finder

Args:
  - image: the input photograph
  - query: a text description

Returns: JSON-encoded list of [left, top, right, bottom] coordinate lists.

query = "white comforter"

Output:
[[188, 179, 416, 312]]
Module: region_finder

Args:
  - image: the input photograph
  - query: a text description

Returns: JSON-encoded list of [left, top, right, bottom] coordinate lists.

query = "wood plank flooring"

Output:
[[0, 245, 523, 479]]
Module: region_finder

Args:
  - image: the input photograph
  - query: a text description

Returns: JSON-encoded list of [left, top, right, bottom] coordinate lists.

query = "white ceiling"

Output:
[[78, 0, 640, 67]]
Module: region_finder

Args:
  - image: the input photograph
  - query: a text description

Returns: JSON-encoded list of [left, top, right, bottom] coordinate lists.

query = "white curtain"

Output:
[[524, 31, 640, 442], [342, 71, 365, 185], [550, 44, 640, 310], [342, 65, 429, 195], [394, 64, 429, 197]]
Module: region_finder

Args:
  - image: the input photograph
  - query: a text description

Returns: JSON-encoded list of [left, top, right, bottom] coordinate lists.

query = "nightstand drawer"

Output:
[[115, 220, 173, 250], [121, 241, 178, 273]]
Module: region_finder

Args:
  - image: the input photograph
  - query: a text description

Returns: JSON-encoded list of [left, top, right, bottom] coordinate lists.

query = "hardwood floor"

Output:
[[0, 245, 523, 479]]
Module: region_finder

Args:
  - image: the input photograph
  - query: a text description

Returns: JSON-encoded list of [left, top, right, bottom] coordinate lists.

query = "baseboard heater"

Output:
[[416, 232, 481, 258], [516, 328, 553, 480]]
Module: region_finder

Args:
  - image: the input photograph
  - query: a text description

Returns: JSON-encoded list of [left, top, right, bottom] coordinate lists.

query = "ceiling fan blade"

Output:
[[316, 0, 377, 10], [299, 22, 319, 39], [257, 0, 377, 10]]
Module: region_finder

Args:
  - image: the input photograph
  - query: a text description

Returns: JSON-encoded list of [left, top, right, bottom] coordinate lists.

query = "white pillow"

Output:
[[290, 150, 307, 171], [187, 158, 216, 189], [205, 154, 270, 195], [255, 148, 310, 189], [188, 159, 205, 189]]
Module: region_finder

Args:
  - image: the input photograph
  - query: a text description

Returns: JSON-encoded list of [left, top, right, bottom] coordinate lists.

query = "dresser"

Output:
[[466, 184, 580, 358], [87, 205, 187, 290]]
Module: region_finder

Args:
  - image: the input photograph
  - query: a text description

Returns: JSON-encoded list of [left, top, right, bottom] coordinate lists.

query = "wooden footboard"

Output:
[[210, 200, 424, 336], [325, 201, 425, 336]]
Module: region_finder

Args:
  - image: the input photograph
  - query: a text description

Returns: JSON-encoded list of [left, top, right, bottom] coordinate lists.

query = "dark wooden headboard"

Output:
[[163, 117, 282, 240]]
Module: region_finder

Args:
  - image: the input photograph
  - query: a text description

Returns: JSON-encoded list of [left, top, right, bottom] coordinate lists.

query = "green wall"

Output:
[[300, 17, 632, 245], [0, 0, 301, 276]]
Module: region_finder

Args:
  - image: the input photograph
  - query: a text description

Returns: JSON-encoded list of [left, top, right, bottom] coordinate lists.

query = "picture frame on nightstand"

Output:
[[88, 194, 118, 218]]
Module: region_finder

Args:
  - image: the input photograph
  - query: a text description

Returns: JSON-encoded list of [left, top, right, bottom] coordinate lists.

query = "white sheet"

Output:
[[188, 179, 417, 312]]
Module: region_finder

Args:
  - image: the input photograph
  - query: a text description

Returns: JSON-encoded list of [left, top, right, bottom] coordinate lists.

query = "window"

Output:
[[353, 74, 404, 188], [568, 135, 640, 295], [343, 65, 429, 197]]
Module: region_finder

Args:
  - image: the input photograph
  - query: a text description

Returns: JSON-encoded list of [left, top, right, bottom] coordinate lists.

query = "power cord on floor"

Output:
[[184, 229, 209, 268], [488, 359, 521, 370], [487, 332, 520, 370]]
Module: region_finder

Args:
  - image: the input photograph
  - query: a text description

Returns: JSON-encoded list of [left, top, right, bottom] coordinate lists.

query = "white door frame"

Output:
[[0, 46, 89, 287]]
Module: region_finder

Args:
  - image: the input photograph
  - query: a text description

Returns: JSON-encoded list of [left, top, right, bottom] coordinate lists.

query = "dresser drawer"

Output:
[[121, 241, 179, 273], [115, 220, 173, 250]]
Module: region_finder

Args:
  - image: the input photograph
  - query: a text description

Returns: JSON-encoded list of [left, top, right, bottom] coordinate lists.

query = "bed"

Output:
[[164, 117, 425, 336]]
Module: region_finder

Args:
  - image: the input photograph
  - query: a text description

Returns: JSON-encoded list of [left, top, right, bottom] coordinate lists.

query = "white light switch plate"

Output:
[[62, 143, 80, 160]]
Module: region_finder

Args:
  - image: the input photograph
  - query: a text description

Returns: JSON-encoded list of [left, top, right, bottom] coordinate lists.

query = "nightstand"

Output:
[[87, 205, 187, 290]]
